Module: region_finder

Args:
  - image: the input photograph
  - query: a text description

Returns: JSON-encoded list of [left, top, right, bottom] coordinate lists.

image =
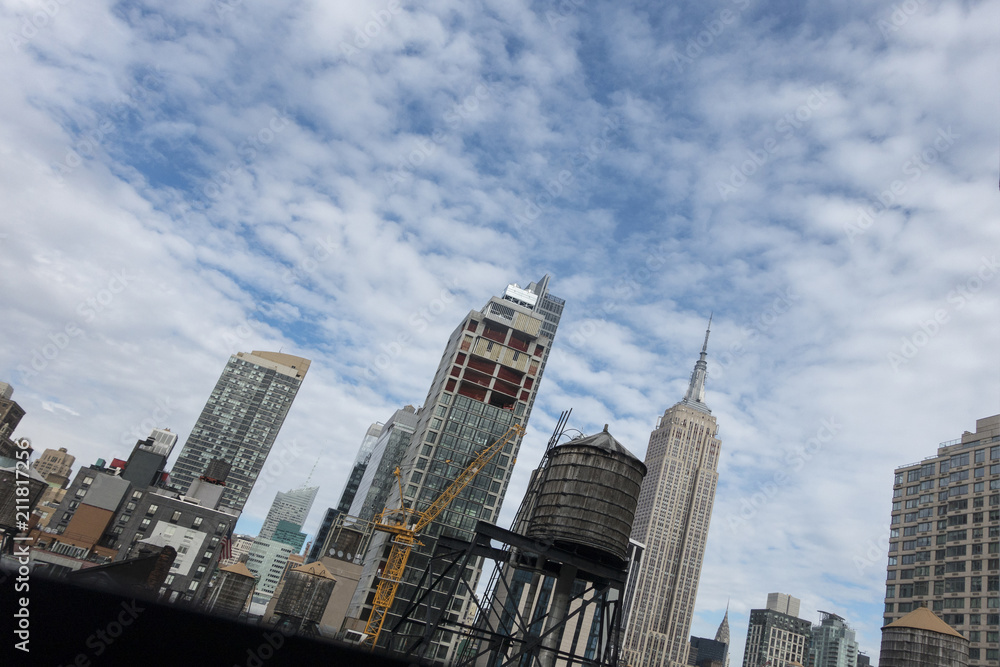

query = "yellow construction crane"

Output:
[[361, 422, 526, 650]]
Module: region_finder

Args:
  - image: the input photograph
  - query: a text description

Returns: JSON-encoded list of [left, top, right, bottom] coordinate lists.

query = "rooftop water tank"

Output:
[[525, 425, 646, 565]]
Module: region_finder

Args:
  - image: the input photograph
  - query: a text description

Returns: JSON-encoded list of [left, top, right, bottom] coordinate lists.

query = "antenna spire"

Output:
[[305, 456, 320, 486], [681, 315, 713, 413]]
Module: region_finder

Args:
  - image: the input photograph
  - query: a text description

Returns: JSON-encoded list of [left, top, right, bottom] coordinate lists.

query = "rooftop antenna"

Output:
[[304, 456, 320, 487]]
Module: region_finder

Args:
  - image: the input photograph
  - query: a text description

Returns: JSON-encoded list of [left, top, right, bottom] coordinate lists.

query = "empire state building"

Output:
[[623, 319, 722, 667]]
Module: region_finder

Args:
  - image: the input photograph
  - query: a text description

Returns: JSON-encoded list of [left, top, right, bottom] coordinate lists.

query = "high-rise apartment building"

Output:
[[623, 322, 722, 667], [883, 413, 1000, 666], [741, 594, 811, 667], [807, 612, 858, 667], [169, 350, 310, 512], [346, 276, 563, 659], [258, 485, 318, 542]]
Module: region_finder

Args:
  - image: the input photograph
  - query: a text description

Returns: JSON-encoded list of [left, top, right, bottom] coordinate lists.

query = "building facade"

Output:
[[335, 422, 384, 514], [31, 447, 76, 488], [741, 594, 812, 667], [623, 322, 722, 667], [807, 612, 858, 667], [883, 413, 1000, 665], [169, 350, 310, 512], [258, 485, 318, 542], [347, 276, 563, 661], [349, 405, 419, 522]]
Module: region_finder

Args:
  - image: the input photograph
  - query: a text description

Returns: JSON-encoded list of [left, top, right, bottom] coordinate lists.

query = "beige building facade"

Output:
[[623, 323, 721, 667], [884, 413, 1000, 665], [32, 447, 76, 488]]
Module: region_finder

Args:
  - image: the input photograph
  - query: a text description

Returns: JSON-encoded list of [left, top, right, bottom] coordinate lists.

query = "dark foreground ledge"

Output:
[[0, 572, 421, 667]]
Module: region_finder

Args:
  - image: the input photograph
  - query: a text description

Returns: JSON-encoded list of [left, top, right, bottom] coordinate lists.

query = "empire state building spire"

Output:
[[681, 314, 712, 413]]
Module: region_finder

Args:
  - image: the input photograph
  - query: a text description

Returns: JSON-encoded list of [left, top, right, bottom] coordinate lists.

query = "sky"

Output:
[[2, 0, 998, 663]]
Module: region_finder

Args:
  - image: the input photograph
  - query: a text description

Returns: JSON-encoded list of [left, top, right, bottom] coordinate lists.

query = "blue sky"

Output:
[[2, 0, 998, 663]]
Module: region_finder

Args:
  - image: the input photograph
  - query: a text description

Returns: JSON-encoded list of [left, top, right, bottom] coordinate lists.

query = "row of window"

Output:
[[888, 558, 1000, 571], [897, 447, 1000, 485], [887, 576, 1000, 597]]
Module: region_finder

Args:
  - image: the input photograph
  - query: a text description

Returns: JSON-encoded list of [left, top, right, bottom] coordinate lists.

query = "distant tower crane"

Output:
[[361, 422, 526, 650]]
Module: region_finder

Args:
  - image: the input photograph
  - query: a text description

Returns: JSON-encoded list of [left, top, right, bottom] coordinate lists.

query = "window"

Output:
[[170, 511, 182, 523], [147, 504, 158, 515], [82, 476, 94, 486], [132, 490, 143, 499], [192, 517, 203, 529]]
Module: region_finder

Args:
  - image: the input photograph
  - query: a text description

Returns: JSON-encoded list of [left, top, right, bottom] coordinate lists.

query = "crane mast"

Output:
[[361, 422, 525, 650]]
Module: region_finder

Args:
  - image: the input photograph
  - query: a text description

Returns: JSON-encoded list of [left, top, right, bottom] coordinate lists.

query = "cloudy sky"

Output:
[[2, 0, 998, 662]]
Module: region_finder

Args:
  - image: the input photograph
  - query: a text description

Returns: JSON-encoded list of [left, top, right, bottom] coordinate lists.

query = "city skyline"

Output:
[[2, 1, 999, 664]]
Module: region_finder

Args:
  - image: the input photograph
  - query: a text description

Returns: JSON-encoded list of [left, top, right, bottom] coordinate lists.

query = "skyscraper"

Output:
[[883, 413, 1000, 666], [169, 350, 310, 512], [346, 276, 563, 659], [623, 320, 722, 667], [247, 484, 316, 612], [349, 405, 419, 522], [259, 485, 318, 541], [741, 594, 811, 667], [807, 612, 859, 667], [335, 422, 384, 515]]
